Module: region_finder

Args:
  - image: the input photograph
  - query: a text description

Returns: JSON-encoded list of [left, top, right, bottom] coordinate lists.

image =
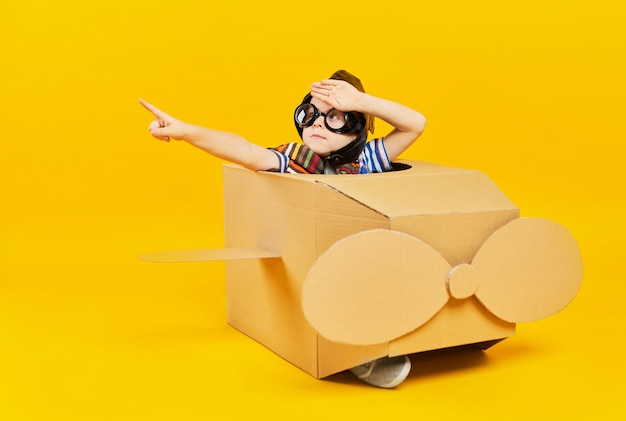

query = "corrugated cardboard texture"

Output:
[[223, 166, 320, 376]]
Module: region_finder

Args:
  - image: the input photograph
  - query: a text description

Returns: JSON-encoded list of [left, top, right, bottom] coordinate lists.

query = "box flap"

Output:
[[318, 161, 517, 218]]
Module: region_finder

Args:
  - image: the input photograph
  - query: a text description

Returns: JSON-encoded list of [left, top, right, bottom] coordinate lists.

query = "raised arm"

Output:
[[309, 80, 426, 161], [139, 99, 279, 171]]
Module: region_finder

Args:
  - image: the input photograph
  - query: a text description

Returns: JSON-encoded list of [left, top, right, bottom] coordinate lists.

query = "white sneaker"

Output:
[[349, 355, 411, 388]]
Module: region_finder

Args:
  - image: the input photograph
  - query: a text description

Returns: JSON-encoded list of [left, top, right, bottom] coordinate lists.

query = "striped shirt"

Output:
[[271, 138, 392, 174]]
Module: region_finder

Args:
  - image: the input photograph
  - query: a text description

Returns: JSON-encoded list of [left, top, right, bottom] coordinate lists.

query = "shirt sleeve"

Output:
[[360, 138, 393, 173], [269, 149, 289, 173]]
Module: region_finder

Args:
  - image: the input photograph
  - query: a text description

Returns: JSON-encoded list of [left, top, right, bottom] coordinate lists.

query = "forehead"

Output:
[[309, 97, 333, 112]]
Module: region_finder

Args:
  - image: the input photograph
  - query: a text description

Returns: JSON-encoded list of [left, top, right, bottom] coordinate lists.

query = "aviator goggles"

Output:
[[294, 103, 362, 134]]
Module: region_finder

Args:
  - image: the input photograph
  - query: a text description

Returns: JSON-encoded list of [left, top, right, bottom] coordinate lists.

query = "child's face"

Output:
[[301, 98, 358, 157]]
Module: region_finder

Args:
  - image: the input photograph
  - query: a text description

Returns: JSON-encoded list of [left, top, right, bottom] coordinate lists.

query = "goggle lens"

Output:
[[294, 104, 354, 133]]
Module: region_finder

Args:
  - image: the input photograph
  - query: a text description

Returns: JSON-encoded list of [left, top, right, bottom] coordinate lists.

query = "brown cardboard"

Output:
[[470, 217, 583, 322], [140, 248, 280, 263], [142, 160, 582, 379], [302, 229, 450, 346]]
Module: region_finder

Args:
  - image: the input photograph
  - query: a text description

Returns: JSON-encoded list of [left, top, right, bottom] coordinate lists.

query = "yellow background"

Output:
[[1, 0, 624, 419]]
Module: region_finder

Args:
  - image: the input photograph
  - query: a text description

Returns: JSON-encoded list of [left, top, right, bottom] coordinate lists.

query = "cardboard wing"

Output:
[[140, 248, 280, 263]]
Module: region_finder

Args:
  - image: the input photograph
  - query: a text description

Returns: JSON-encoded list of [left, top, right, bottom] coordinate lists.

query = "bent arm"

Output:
[[309, 81, 426, 162], [352, 94, 427, 162]]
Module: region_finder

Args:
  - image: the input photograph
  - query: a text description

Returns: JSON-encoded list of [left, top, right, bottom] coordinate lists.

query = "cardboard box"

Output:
[[142, 160, 582, 379]]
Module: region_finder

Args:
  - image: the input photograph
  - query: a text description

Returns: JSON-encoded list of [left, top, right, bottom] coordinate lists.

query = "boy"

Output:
[[140, 70, 425, 175], [140, 70, 427, 387]]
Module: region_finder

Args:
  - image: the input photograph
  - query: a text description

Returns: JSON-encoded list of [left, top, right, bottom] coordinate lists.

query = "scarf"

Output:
[[272, 143, 360, 175]]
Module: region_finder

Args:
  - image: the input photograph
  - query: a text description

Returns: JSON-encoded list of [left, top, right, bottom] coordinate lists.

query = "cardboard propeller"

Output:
[[301, 217, 583, 346]]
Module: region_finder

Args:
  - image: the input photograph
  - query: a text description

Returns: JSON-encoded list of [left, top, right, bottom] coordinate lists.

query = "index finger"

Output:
[[138, 98, 169, 120]]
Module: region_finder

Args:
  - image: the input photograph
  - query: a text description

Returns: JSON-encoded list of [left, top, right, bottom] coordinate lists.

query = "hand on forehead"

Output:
[[309, 79, 362, 112]]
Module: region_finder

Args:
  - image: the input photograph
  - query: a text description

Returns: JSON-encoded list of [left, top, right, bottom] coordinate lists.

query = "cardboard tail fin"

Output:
[[139, 248, 281, 263]]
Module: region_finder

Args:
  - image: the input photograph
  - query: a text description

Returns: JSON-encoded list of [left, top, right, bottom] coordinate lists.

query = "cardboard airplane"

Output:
[[141, 160, 583, 379]]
